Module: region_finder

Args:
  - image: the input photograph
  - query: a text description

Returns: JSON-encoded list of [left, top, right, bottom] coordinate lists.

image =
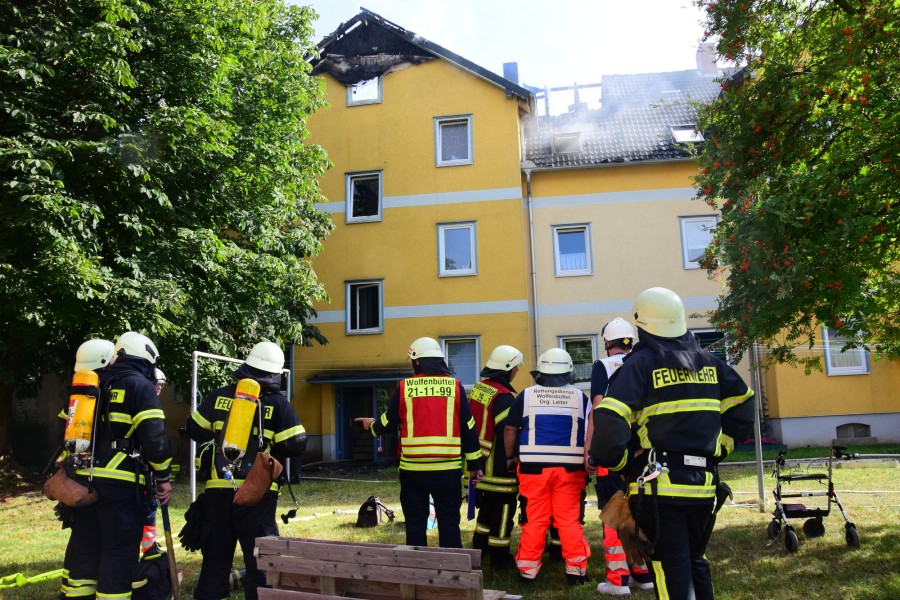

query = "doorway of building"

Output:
[[336, 384, 397, 463]]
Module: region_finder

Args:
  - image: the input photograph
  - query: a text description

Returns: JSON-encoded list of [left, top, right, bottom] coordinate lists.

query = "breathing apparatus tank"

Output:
[[63, 370, 100, 455], [221, 378, 261, 463]]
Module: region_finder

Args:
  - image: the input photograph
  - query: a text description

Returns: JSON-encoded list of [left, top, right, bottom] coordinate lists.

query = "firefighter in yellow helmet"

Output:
[[185, 341, 307, 600], [356, 337, 484, 548], [589, 288, 755, 600], [469, 345, 524, 569], [60, 332, 173, 599]]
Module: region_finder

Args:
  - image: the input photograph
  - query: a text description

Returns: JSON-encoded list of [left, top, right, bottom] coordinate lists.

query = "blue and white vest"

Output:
[[518, 384, 584, 465]]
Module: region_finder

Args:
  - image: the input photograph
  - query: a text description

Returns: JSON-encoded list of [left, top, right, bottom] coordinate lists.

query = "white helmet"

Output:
[[154, 368, 166, 385], [407, 337, 444, 360], [537, 348, 573, 375], [602, 318, 636, 343], [633, 287, 687, 338], [115, 332, 159, 364], [485, 345, 524, 371], [74, 339, 116, 372], [245, 341, 285, 374]]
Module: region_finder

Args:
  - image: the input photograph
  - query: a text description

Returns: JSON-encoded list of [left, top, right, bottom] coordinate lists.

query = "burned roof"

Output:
[[313, 7, 531, 100], [524, 70, 721, 168]]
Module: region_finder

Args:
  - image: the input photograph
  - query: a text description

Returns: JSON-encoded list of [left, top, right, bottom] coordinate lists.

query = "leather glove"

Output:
[[234, 452, 283, 506], [599, 491, 653, 565], [595, 474, 627, 509]]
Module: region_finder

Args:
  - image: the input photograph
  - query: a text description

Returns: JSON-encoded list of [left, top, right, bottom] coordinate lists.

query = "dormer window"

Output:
[[553, 132, 582, 154], [671, 124, 704, 143], [347, 77, 381, 105]]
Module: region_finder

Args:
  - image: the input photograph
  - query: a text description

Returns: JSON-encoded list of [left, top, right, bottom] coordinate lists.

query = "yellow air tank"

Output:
[[222, 378, 261, 462], [64, 370, 100, 454]]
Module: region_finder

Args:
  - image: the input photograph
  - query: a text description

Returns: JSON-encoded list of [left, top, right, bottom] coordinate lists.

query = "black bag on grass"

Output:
[[355, 496, 395, 527]]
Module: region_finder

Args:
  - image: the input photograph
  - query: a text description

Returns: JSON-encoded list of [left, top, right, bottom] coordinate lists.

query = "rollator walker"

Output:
[[766, 445, 861, 553]]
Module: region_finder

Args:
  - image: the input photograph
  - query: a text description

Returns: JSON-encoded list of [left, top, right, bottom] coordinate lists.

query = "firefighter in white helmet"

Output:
[[185, 340, 307, 600], [469, 345, 524, 569], [586, 318, 654, 596], [590, 288, 755, 599], [60, 331, 173, 600], [504, 348, 591, 585], [356, 337, 484, 548]]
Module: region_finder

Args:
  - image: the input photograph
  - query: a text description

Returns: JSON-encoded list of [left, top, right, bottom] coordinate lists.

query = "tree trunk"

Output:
[[0, 384, 12, 456]]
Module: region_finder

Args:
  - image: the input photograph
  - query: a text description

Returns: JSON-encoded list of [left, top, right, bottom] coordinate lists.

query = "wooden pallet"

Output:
[[256, 536, 517, 600]]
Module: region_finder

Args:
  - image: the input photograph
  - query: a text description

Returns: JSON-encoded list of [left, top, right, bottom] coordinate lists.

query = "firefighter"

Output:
[[60, 332, 173, 599], [504, 348, 591, 586], [587, 318, 654, 596], [356, 337, 484, 549], [469, 345, 524, 569], [590, 288, 755, 600], [185, 341, 307, 600]]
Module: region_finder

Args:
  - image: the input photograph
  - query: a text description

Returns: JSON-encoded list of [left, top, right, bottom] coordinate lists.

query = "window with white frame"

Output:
[[671, 124, 704, 143], [553, 132, 582, 154], [346, 280, 383, 334], [823, 328, 869, 375], [553, 224, 592, 276], [346, 171, 382, 223], [691, 329, 729, 363], [435, 115, 473, 166], [346, 77, 381, 105], [559, 336, 597, 382], [442, 336, 480, 387], [680, 215, 718, 269], [438, 222, 476, 276]]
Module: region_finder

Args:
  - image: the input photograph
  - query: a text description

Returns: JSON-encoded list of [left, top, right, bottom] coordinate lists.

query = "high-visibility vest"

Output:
[[398, 375, 463, 469], [598, 355, 625, 379], [468, 379, 511, 458], [519, 385, 585, 465]]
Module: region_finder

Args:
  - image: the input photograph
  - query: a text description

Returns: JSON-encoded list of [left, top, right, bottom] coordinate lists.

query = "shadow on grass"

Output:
[[709, 521, 900, 600]]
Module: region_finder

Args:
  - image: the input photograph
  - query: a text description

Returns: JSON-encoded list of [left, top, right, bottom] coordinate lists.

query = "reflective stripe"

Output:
[[205, 479, 279, 491], [191, 411, 212, 431], [721, 388, 753, 412], [653, 561, 670, 600], [380, 412, 390, 427], [721, 433, 735, 455], [148, 457, 172, 471], [274, 424, 306, 443], [133, 408, 165, 427], [499, 503, 510, 540], [597, 397, 632, 421], [475, 523, 490, 534], [108, 411, 132, 425], [494, 407, 509, 424], [635, 398, 721, 425], [628, 471, 715, 499], [611, 449, 628, 472], [465, 449, 483, 461], [399, 459, 461, 471], [97, 592, 132, 599], [476, 482, 518, 493], [488, 536, 511, 547]]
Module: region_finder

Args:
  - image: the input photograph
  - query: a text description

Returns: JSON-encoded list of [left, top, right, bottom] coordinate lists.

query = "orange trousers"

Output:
[[515, 467, 590, 579]]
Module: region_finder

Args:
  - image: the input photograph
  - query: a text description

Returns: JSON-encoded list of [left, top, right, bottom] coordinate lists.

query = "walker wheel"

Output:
[[784, 526, 799, 553], [767, 520, 781, 540], [803, 518, 825, 538], [845, 525, 861, 548]]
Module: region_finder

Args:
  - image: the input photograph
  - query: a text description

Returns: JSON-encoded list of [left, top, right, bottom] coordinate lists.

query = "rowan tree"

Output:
[[0, 0, 332, 456], [694, 0, 900, 368]]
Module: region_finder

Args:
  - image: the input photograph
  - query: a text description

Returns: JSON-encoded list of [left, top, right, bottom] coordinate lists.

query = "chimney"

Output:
[[503, 62, 519, 85], [696, 42, 718, 75]]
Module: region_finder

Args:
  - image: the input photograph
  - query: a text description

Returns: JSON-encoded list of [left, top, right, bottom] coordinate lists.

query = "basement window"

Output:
[[836, 423, 871, 439]]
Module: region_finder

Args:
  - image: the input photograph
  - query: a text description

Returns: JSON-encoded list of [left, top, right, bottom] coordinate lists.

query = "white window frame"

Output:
[[437, 221, 477, 277], [346, 280, 383, 335], [434, 115, 473, 167], [552, 224, 593, 276], [671, 124, 704, 143], [558, 335, 598, 383], [680, 215, 718, 269], [346, 76, 382, 106], [441, 335, 481, 388], [345, 171, 383, 223], [823, 327, 869, 376], [690, 328, 730, 364], [553, 132, 583, 154]]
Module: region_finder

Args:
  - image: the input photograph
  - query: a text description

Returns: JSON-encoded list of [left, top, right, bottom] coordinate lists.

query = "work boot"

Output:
[[629, 574, 654, 591], [597, 581, 631, 596], [567, 574, 586, 586]]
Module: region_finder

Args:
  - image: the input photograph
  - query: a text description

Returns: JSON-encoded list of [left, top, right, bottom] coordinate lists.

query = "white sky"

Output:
[[294, 0, 709, 88]]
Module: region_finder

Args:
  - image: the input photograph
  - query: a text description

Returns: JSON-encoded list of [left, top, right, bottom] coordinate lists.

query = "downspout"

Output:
[[749, 339, 766, 513], [525, 168, 540, 360]]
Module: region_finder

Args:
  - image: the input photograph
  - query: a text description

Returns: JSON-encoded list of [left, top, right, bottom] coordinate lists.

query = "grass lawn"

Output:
[[1, 452, 898, 599]]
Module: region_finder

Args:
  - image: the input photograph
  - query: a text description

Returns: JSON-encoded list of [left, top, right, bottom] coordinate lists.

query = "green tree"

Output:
[[695, 0, 900, 368], [0, 0, 332, 455]]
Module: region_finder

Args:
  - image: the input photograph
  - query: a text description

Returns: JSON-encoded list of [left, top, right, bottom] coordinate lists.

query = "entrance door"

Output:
[[336, 384, 398, 462]]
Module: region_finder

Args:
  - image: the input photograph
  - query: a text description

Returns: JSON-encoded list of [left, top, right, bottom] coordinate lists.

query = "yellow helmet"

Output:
[[633, 287, 687, 338]]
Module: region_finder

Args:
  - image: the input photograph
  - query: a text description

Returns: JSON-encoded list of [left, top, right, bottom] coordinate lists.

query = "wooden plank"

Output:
[[258, 538, 473, 572], [320, 576, 336, 596], [257, 536, 482, 567], [261, 556, 483, 591], [482, 590, 507, 600], [399, 583, 416, 600], [259, 590, 347, 600]]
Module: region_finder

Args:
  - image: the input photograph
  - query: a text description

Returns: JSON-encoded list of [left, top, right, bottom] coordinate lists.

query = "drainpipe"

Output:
[[749, 339, 766, 512], [525, 168, 540, 361]]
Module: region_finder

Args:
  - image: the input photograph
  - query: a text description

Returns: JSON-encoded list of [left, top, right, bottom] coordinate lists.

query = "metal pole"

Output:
[[749, 340, 766, 513]]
